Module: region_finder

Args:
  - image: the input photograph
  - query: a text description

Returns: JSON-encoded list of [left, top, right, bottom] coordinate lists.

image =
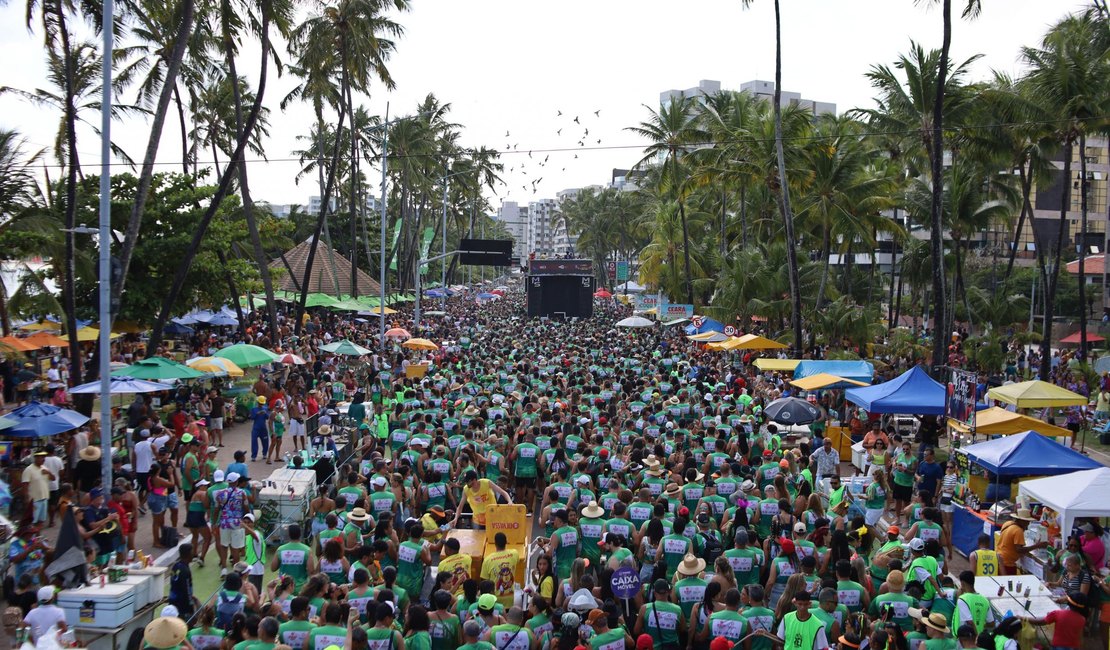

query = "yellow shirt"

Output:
[[421, 514, 445, 543], [438, 553, 473, 596], [973, 549, 999, 576], [481, 548, 520, 607], [996, 523, 1025, 567], [463, 478, 497, 524]]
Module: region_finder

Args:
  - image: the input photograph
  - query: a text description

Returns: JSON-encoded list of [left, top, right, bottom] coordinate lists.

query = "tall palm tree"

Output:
[[627, 95, 699, 306]]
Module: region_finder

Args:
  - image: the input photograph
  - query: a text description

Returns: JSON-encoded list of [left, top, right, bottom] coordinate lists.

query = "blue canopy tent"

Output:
[[683, 318, 725, 335], [844, 366, 946, 415], [793, 360, 874, 384], [5, 401, 90, 438]]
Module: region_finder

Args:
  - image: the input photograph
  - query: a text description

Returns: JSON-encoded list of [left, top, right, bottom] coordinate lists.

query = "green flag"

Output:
[[388, 218, 404, 271], [419, 227, 435, 275]]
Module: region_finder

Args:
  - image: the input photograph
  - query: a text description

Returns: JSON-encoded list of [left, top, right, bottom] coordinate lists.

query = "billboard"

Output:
[[947, 369, 976, 428], [459, 239, 512, 266], [634, 294, 661, 311], [661, 303, 694, 320]]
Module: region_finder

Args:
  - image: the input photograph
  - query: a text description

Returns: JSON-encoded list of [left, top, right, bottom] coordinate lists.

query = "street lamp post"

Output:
[[97, 0, 114, 490]]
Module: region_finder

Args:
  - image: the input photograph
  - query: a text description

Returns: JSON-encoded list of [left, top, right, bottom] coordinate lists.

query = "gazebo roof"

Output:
[[269, 239, 382, 296]]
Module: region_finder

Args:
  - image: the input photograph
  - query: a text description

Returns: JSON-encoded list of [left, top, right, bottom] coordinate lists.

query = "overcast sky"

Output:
[[0, 0, 1085, 210]]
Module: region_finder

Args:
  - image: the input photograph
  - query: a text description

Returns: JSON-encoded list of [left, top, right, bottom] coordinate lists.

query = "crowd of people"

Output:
[[8, 284, 1110, 650]]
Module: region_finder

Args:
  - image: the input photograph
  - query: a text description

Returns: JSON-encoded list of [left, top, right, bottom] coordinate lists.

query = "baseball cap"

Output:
[[213, 470, 225, 482], [477, 594, 497, 611], [89, 487, 104, 499], [586, 608, 607, 626], [697, 513, 711, 525], [226, 472, 241, 483], [887, 525, 900, 535], [762, 449, 773, 458], [38, 586, 55, 603], [372, 476, 388, 487], [909, 538, 925, 551], [161, 604, 180, 617], [779, 538, 795, 554], [207, 446, 218, 454], [242, 513, 255, 522], [793, 522, 807, 535]]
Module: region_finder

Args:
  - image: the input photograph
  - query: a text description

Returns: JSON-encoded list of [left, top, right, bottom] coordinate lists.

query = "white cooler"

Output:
[[131, 566, 169, 602], [115, 574, 153, 609], [58, 583, 136, 628], [258, 469, 315, 527]]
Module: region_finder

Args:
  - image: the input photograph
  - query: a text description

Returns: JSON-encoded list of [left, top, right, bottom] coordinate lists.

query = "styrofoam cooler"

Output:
[[115, 573, 153, 609], [58, 583, 136, 628], [258, 468, 315, 525], [266, 468, 317, 493], [131, 566, 169, 602]]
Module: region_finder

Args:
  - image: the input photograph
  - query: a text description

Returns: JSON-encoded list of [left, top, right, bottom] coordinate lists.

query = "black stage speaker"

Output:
[[526, 274, 595, 318]]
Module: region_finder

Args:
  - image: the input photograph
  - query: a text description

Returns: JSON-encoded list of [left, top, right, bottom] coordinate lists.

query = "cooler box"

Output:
[[258, 468, 315, 525], [446, 529, 486, 578], [116, 573, 153, 610], [482, 505, 530, 586], [130, 566, 169, 602], [58, 583, 136, 628], [267, 468, 318, 493]]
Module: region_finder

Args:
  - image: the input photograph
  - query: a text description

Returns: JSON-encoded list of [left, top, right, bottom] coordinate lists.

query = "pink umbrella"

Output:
[[276, 353, 306, 365], [385, 327, 412, 340], [594, 289, 613, 298]]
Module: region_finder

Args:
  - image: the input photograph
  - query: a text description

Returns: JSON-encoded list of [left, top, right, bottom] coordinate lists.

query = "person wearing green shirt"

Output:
[[485, 607, 535, 650], [917, 611, 957, 650], [306, 603, 349, 650], [277, 597, 315, 649], [510, 434, 540, 516], [703, 588, 748, 645], [398, 522, 432, 601], [809, 588, 849, 644], [634, 580, 685, 649], [181, 440, 200, 497], [833, 559, 870, 614], [269, 524, 314, 591], [699, 482, 729, 525], [603, 503, 635, 541], [424, 471, 450, 511], [336, 477, 366, 512], [740, 585, 778, 650], [756, 450, 781, 492], [954, 571, 994, 636], [367, 602, 406, 650], [906, 539, 942, 605], [864, 471, 889, 526], [755, 487, 781, 541], [407, 624, 434, 650], [869, 570, 919, 631], [579, 501, 607, 566], [725, 530, 763, 587], [656, 520, 694, 580], [549, 509, 580, 580], [673, 554, 709, 621], [457, 619, 493, 650], [870, 529, 906, 591], [368, 476, 398, 519], [240, 616, 279, 650], [627, 489, 655, 532], [775, 590, 829, 650], [430, 590, 463, 650], [892, 441, 917, 522], [681, 471, 705, 512], [187, 609, 226, 650], [587, 607, 632, 650]]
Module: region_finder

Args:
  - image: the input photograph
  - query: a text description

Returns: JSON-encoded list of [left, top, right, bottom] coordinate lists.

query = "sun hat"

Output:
[[256, 396, 267, 404], [582, 501, 605, 518], [664, 483, 681, 498], [909, 610, 951, 634], [348, 507, 371, 522], [145, 617, 188, 648], [79, 446, 102, 461], [181, 434, 194, 444], [677, 553, 707, 576], [741, 479, 757, 492], [1011, 508, 1036, 521], [567, 589, 598, 610], [318, 425, 332, 436]]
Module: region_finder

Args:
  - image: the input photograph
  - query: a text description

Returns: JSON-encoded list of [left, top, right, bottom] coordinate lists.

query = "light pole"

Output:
[[96, 0, 114, 490]]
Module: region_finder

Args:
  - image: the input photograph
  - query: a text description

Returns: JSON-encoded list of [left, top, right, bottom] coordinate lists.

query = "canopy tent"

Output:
[[304, 293, 339, 308], [960, 431, 1101, 476], [0, 336, 38, 352], [1018, 468, 1110, 535], [684, 318, 725, 335], [75, 327, 120, 342], [753, 358, 801, 372], [987, 380, 1088, 408], [948, 406, 1071, 438], [707, 337, 743, 351], [112, 356, 204, 381], [790, 373, 868, 391], [1060, 331, 1105, 345], [844, 366, 945, 415], [794, 360, 874, 384], [614, 280, 646, 293], [735, 334, 788, 350], [687, 331, 730, 343]]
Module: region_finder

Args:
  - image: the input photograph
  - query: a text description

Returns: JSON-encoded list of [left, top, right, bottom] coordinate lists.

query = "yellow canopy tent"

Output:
[[707, 337, 743, 351], [987, 380, 1088, 408], [790, 373, 868, 391], [735, 334, 789, 350], [948, 406, 1071, 437], [688, 331, 730, 343], [75, 326, 121, 342], [19, 320, 60, 332], [753, 358, 801, 372]]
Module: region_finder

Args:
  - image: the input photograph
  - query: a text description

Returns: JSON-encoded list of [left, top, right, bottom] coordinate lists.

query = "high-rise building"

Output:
[[307, 195, 380, 216], [659, 79, 836, 116], [527, 199, 559, 257], [498, 201, 529, 261]]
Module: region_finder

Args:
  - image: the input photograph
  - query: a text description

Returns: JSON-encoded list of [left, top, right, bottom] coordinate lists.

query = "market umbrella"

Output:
[[616, 316, 654, 328], [385, 327, 412, 340], [5, 401, 90, 437], [18, 320, 60, 332], [186, 356, 244, 377], [24, 332, 69, 349], [75, 326, 121, 342], [320, 339, 372, 356], [687, 331, 730, 343], [403, 338, 439, 351], [214, 343, 278, 368], [1060, 331, 1105, 345], [987, 380, 1088, 408], [112, 356, 204, 380], [735, 334, 789, 350], [163, 321, 194, 336], [275, 353, 306, 365], [763, 397, 822, 426], [359, 305, 398, 316], [0, 336, 38, 352], [70, 376, 175, 395], [594, 289, 613, 298]]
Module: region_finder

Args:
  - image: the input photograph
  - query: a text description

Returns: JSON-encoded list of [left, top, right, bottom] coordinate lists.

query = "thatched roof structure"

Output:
[[269, 239, 381, 296]]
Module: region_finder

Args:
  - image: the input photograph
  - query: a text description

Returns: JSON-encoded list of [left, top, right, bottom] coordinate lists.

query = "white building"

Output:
[[497, 201, 529, 261], [660, 79, 836, 116], [307, 195, 380, 216], [527, 199, 559, 257]]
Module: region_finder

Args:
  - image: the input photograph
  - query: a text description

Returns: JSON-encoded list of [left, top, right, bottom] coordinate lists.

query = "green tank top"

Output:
[[369, 490, 397, 518], [782, 612, 825, 650], [182, 452, 199, 490], [590, 628, 626, 650], [407, 631, 433, 650], [644, 601, 682, 647], [579, 517, 606, 562], [276, 542, 310, 588], [552, 526, 579, 579], [514, 443, 539, 477], [707, 610, 747, 643], [188, 500, 206, 513], [397, 540, 425, 595], [430, 616, 461, 650]]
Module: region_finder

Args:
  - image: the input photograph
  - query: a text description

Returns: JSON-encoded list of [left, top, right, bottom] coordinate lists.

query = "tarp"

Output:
[[988, 380, 1088, 408], [794, 360, 873, 384], [615, 280, 646, 293], [845, 366, 945, 415], [790, 373, 868, 391], [753, 358, 801, 372], [961, 431, 1101, 476], [1018, 468, 1110, 534], [948, 407, 1071, 438]]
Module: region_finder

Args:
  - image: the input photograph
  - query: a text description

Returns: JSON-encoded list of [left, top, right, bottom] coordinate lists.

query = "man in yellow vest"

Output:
[[969, 534, 999, 577], [955, 570, 995, 635], [761, 590, 828, 650]]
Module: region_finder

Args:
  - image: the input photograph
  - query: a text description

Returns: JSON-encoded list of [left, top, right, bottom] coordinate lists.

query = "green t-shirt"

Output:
[[187, 627, 226, 650], [277, 620, 314, 649], [707, 610, 747, 643], [579, 517, 606, 563], [674, 576, 708, 621], [724, 548, 762, 586], [659, 534, 692, 579], [308, 625, 349, 650], [275, 542, 311, 590], [552, 525, 579, 579], [430, 616, 461, 650], [643, 601, 683, 647], [397, 539, 426, 596], [869, 592, 918, 630], [835, 579, 868, 613], [589, 628, 627, 650], [893, 451, 916, 487], [489, 624, 533, 650], [741, 606, 777, 650]]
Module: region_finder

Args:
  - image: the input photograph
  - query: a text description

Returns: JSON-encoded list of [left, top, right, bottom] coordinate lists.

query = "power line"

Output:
[[16, 113, 1109, 171]]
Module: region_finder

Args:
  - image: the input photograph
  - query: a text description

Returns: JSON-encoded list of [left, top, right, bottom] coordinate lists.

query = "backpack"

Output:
[[216, 591, 244, 630], [699, 530, 724, 565]]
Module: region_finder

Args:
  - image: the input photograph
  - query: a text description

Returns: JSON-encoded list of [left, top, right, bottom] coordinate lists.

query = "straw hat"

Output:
[[144, 616, 188, 648], [79, 446, 102, 461], [665, 396, 680, 407], [909, 609, 950, 634], [664, 483, 682, 499], [347, 507, 371, 522], [463, 405, 480, 417], [318, 424, 332, 436], [677, 553, 706, 577], [643, 455, 661, 469], [1010, 507, 1036, 522], [582, 501, 605, 518]]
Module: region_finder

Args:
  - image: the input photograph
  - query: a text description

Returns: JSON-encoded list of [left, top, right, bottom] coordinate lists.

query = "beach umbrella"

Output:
[[594, 289, 613, 298], [616, 316, 654, 328], [385, 328, 412, 340], [186, 356, 244, 377], [163, 321, 194, 336], [24, 332, 69, 349], [359, 305, 399, 316], [204, 314, 239, 327], [112, 356, 204, 380], [403, 338, 439, 351], [214, 343, 279, 368], [276, 353, 306, 365], [5, 401, 90, 438], [0, 336, 38, 352], [320, 340, 372, 356], [70, 376, 175, 395], [18, 320, 60, 332], [763, 397, 822, 426], [75, 327, 120, 342]]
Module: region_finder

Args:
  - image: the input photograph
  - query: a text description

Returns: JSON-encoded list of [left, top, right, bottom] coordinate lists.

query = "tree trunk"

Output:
[[894, 250, 906, 330], [342, 66, 359, 299], [888, 211, 899, 330], [1078, 132, 1089, 360], [720, 189, 727, 258], [173, 84, 189, 175], [56, 4, 82, 386], [148, 5, 271, 355], [1004, 162, 1034, 280], [223, 24, 278, 337], [1040, 137, 1073, 379], [929, 0, 952, 375], [772, 0, 803, 355], [867, 227, 878, 307], [216, 249, 247, 339], [815, 223, 832, 312]]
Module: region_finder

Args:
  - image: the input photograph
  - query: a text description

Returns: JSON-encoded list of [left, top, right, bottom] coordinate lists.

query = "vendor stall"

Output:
[[1017, 467, 1110, 541], [844, 366, 946, 415], [948, 407, 1071, 444], [794, 360, 874, 384]]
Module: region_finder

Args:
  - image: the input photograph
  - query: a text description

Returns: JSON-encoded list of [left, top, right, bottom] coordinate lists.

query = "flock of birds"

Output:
[[498, 109, 604, 197]]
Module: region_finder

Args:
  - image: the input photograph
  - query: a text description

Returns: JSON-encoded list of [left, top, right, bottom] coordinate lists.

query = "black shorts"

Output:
[[136, 472, 149, 493], [515, 476, 537, 488], [892, 482, 913, 502], [49, 489, 60, 507], [185, 509, 207, 529]]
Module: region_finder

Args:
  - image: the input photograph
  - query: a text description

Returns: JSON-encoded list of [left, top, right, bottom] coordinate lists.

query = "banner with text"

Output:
[[661, 303, 694, 320], [634, 294, 661, 312], [419, 227, 435, 275], [947, 369, 976, 429]]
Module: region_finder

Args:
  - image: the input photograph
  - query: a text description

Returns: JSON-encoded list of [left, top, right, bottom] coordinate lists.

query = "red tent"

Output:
[[1060, 331, 1105, 344]]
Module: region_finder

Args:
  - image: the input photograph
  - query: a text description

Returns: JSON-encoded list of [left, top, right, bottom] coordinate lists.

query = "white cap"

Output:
[[213, 470, 225, 482], [195, 479, 210, 488], [372, 476, 388, 487], [704, 393, 713, 402], [908, 538, 925, 551], [139, 429, 150, 438], [207, 446, 218, 454], [575, 475, 590, 485], [38, 586, 55, 603], [242, 513, 255, 522], [161, 604, 180, 617], [226, 472, 241, 483]]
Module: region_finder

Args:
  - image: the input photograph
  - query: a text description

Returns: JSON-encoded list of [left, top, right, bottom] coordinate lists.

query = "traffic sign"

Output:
[[692, 316, 704, 328], [724, 325, 737, 336]]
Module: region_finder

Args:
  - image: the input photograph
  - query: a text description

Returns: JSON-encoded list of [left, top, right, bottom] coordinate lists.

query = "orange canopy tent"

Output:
[[23, 332, 69, 349]]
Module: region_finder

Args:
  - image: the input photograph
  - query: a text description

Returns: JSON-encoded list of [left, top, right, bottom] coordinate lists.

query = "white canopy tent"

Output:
[[614, 280, 646, 293], [1017, 468, 1110, 534]]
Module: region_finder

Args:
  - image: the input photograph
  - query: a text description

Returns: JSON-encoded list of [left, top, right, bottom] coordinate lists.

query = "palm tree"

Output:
[[1021, 12, 1110, 374], [627, 95, 700, 306]]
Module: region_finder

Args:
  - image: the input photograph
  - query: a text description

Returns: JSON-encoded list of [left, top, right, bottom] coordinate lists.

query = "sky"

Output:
[[0, 0, 1087, 211]]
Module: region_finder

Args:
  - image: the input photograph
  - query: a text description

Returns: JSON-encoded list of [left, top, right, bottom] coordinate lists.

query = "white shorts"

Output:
[[220, 527, 246, 549], [289, 419, 306, 437], [209, 417, 224, 430], [865, 508, 884, 526]]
